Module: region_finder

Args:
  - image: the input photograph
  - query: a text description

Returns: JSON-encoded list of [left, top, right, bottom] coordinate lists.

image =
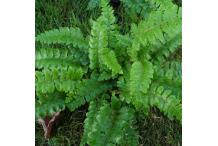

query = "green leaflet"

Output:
[[36, 27, 88, 49], [89, 21, 108, 69], [36, 47, 89, 69], [99, 48, 123, 76], [36, 48, 77, 69], [121, 60, 154, 112], [36, 66, 84, 93], [130, 60, 153, 96]]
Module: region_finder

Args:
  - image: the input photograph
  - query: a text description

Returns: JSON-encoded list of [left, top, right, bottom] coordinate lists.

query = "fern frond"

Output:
[[130, 3, 181, 49], [89, 22, 108, 69], [36, 67, 84, 93], [89, 0, 116, 69], [82, 99, 138, 146], [36, 27, 88, 49], [148, 82, 182, 121], [80, 100, 105, 146], [147, 61, 182, 121], [106, 106, 138, 146], [87, 103, 112, 146]]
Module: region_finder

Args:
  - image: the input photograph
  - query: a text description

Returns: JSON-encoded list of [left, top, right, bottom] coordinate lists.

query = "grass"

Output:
[[137, 108, 182, 146], [35, 0, 182, 145], [36, 0, 101, 35]]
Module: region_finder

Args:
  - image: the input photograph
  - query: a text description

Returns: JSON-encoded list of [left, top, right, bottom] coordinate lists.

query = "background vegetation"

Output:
[[35, 0, 182, 145]]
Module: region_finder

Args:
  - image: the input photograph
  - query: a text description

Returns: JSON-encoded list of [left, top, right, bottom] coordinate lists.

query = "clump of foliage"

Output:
[[35, 0, 182, 145]]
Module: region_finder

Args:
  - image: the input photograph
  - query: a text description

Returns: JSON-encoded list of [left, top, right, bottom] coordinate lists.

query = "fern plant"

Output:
[[35, 0, 182, 145]]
